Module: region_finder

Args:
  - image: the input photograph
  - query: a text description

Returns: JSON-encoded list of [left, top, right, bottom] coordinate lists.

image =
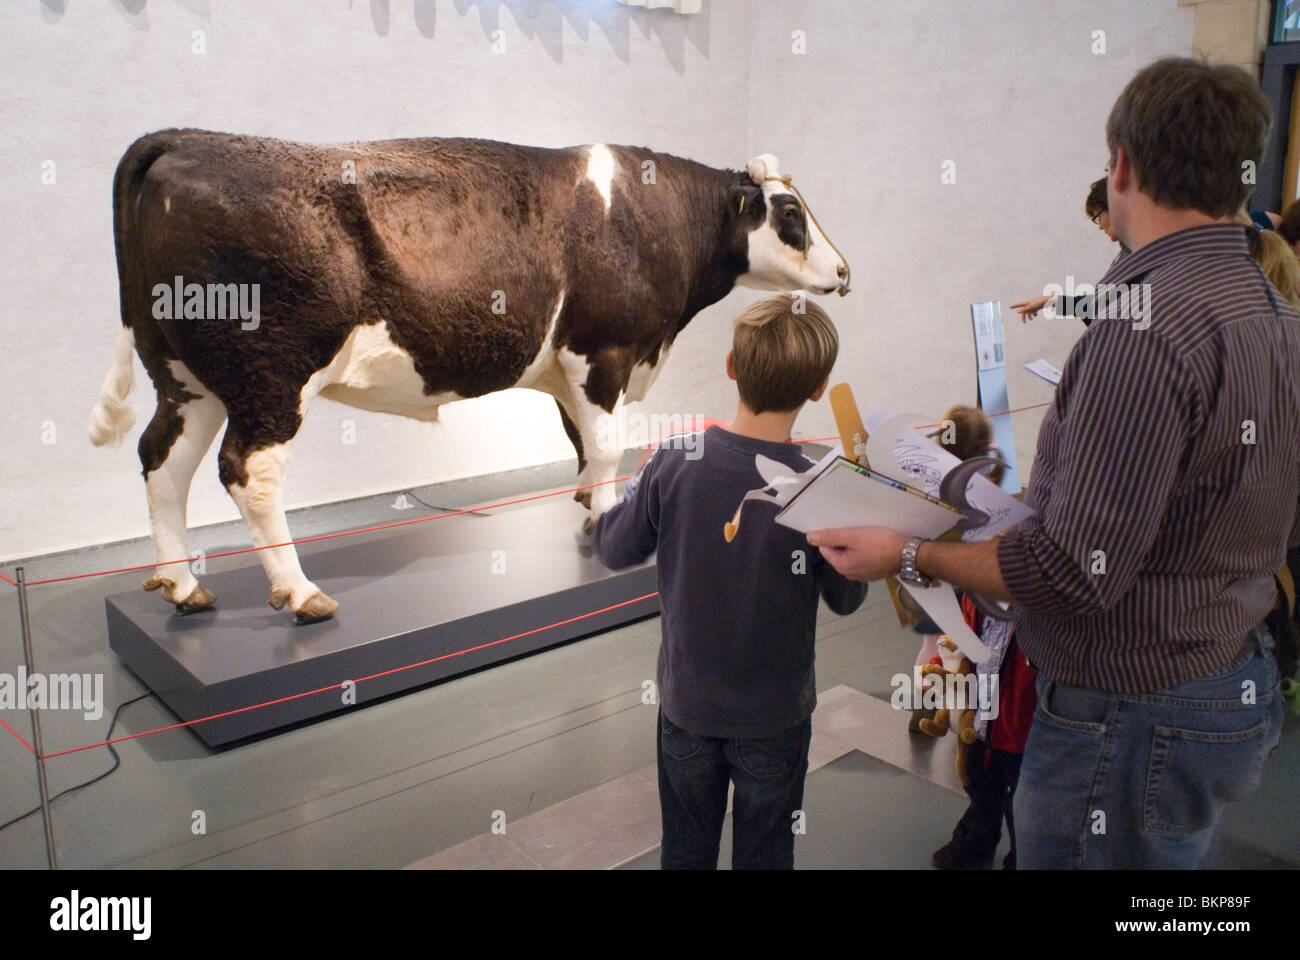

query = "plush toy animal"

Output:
[[917, 636, 979, 786]]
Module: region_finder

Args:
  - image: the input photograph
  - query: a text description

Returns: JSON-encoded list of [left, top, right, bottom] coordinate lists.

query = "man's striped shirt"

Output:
[[997, 224, 1300, 692]]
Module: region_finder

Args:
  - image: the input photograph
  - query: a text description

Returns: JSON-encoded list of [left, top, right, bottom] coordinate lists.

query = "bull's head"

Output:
[[733, 153, 850, 297]]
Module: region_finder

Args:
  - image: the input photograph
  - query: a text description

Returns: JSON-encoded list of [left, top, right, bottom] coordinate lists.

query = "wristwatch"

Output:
[[898, 536, 935, 588]]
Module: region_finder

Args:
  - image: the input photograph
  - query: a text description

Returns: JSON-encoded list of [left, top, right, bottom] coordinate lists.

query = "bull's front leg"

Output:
[[556, 346, 631, 527]]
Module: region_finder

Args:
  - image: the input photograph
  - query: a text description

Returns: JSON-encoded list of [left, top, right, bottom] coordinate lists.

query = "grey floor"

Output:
[[1, 456, 1296, 870]]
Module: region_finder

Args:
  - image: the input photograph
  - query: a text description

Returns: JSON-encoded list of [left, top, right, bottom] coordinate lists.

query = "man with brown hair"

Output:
[[810, 57, 1300, 868], [594, 294, 866, 869]]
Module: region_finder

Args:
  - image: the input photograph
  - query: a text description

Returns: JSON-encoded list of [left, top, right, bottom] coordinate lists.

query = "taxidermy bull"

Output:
[[88, 130, 851, 622]]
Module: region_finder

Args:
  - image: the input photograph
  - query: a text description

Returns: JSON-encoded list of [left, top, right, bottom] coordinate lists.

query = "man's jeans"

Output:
[[1015, 626, 1283, 868], [657, 709, 812, 870]]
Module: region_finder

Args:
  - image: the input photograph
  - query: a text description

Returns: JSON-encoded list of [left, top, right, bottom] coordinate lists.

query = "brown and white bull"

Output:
[[89, 130, 850, 622]]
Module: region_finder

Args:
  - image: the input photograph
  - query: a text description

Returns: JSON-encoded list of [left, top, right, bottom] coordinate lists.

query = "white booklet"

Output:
[[774, 456, 963, 538]]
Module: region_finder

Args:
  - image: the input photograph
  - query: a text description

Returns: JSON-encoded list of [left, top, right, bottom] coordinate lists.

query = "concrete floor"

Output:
[[1, 457, 1296, 870]]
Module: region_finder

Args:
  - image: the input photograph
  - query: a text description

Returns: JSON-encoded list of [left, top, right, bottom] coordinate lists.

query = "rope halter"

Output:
[[762, 173, 851, 296]]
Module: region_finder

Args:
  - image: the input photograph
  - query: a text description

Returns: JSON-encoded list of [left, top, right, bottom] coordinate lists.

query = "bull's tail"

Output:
[[88, 325, 137, 446], [91, 132, 179, 448]]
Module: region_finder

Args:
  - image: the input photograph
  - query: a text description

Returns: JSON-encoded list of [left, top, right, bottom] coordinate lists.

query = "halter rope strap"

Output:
[[762, 174, 851, 292]]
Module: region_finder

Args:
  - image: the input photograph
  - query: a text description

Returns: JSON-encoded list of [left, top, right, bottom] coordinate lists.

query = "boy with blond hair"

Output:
[[593, 294, 867, 870]]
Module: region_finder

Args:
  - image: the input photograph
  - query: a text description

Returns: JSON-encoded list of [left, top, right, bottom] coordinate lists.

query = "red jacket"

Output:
[[960, 595, 1038, 754]]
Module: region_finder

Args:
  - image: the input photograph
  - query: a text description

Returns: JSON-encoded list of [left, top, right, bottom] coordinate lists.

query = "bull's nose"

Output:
[[836, 262, 851, 296]]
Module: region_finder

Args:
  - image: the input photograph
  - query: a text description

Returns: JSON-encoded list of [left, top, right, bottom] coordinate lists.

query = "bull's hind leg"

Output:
[[139, 364, 227, 612], [556, 347, 631, 520], [217, 424, 338, 623]]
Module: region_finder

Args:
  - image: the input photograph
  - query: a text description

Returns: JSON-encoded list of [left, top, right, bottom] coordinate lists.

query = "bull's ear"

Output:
[[731, 183, 760, 218]]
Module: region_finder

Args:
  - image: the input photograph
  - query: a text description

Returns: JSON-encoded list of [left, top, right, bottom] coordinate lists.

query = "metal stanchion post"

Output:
[[14, 566, 57, 870]]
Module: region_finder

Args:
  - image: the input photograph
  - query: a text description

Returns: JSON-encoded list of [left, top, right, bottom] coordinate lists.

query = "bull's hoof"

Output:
[[143, 575, 173, 596], [145, 576, 216, 614], [574, 489, 593, 509], [268, 587, 291, 611], [293, 590, 339, 624], [176, 583, 218, 614]]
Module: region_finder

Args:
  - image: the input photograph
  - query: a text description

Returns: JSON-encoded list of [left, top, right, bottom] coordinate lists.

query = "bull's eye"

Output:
[[772, 199, 809, 254]]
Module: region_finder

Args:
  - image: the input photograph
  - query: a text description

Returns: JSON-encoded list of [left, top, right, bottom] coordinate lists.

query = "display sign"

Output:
[[970, 301, 1022, 493]]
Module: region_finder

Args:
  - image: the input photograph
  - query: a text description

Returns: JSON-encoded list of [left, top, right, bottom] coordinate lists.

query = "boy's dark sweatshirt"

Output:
[[593, 425, 868, 739]]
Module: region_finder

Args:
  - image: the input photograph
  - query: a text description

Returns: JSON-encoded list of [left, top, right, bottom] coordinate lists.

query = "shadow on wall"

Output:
[[40, 0, 213, 28], [438, 0, 713, 71], [42, 0, 712, 73]]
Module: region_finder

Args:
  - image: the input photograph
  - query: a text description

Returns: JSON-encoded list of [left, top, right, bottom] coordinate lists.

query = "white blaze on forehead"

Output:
[[586, 144, 616, 213]]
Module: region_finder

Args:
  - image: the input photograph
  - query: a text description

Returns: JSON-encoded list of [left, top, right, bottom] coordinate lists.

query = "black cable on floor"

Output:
[[401, 491, 489, 517], [0, 691, 155, 834]]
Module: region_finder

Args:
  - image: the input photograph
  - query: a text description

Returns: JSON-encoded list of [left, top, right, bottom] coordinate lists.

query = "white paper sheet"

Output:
[[1025, 358, 1062, 385], [903, 580, 991, 663], [865, 411, 1033, 540], [740, 411, 1032, 664], [858, 409, 1032, 663], [775, 459, 959, 538]]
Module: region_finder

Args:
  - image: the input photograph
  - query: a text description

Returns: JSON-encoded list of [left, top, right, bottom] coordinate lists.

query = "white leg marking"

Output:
[[224, 369, 339, 619], [585, 144, 616, 215], [557, 347, 624, 518], [225, 440, 334, 618], [144, 362, 226, 606]]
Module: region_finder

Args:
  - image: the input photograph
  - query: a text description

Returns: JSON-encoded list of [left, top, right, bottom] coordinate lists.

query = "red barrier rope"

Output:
[[2, 403, 1049, 590], [0, 715, 35, 755], [0, 402, 1051, 760], [14, 476, 630, 588]]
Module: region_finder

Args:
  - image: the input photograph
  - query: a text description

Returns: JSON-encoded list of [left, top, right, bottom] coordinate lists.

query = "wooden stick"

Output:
[[829, 383, 870, 467]]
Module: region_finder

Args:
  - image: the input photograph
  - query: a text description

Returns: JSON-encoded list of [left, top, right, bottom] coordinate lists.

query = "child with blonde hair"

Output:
[[594, 294, 867, 870]]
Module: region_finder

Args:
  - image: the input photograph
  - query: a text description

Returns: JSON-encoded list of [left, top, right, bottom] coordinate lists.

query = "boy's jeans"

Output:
[[1014, 625, 1283, 869], [657, 709, 812, 870], [947, 741, 1023, 868]]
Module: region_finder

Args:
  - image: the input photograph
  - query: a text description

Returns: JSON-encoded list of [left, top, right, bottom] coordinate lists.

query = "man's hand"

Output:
[[1010, 293, 1053, 323], [807, 526, 906, 582]]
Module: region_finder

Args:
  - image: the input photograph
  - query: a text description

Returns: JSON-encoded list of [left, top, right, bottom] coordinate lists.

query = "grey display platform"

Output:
[[106, 497, 657, 746]]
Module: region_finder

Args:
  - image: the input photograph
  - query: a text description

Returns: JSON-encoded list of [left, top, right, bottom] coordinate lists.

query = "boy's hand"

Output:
[[807, 526, 906, 582]]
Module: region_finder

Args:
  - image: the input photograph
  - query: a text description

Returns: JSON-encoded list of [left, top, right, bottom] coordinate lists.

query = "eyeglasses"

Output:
[[1091, 210, 1106, 224]]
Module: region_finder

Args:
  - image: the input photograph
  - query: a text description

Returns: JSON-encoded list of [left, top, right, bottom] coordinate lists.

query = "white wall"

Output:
[[743, 0, 1194, 477], [0, 0, 1194, 562], [0, 0, 750, 560]]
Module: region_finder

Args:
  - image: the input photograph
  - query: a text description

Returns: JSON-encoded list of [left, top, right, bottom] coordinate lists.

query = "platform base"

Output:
[[106, 497, 657, 746]]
